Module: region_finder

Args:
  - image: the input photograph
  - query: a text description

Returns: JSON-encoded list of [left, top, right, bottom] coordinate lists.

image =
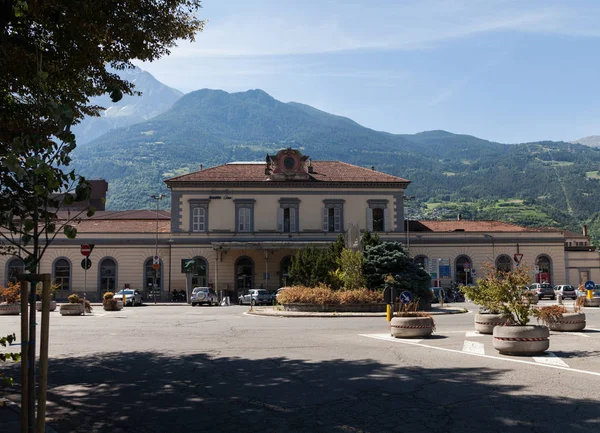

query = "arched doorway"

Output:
[[52, 258, 72, 300], [495, 255, 512, 272], [536, 255, 552, 284], [280, 256, 292, 287], [455, 255, 473, 285], [191, 256, 208, 287], [6, 257, 25, 285], [99, 258, 117, 298], [235, 256, 254, 298], [144, 257, 163, 300]]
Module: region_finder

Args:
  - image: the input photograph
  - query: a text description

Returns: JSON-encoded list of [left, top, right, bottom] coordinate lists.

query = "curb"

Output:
[[246, 307, 468, 318]]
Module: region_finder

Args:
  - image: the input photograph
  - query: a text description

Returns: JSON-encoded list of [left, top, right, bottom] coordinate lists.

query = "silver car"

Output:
[[113, 289, 142, 306], [553, 285, 577, 300], [190, 287, 219, 306], [238, 289, 272, 306]]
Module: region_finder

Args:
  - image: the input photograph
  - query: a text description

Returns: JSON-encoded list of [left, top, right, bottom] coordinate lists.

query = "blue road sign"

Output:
[[400, 291, 413, 304], [439, 265, 451, 277], [585, 281, 595, 290]]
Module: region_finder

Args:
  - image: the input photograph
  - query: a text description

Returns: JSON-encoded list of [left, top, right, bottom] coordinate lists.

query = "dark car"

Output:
[[528, 283, 555, 300]]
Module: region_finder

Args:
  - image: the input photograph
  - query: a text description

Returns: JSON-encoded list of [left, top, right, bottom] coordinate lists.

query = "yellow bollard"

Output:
[[588, 290, 593, 299], [386, 304, 392, 322], [123, 294, 127, 304]]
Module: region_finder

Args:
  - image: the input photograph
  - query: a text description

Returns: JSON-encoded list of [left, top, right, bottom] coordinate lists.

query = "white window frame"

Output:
[[367, 199, 390, 232]]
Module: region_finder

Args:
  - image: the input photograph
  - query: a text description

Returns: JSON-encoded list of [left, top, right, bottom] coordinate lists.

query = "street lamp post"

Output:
[[403, 195, 415, 255], [151, 194, 165, 303]]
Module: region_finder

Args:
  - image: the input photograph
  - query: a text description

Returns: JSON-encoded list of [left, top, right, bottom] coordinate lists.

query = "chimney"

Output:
[[200, 164, 203, 171], [457, 213, 462, 221], [583, 225, 588, 236], [307, 159, 314, 173], [371, 165, 375, 171]]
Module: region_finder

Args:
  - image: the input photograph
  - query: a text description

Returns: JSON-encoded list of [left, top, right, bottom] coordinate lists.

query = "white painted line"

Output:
[[462, 340, 485, 355], [365, 333, 423, 344], [583, 327, 600, 332], [465, 331, 484, 337], [533, 352, 569, 368], [359, 334, 600, 377], [569, 332, 590, 338]]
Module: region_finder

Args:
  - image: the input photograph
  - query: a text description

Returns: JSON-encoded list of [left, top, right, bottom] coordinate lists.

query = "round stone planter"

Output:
[[390, 315, 434, 338], [584, 298, 600, 307], [548, 312, 586, 332], [59, 303, 85, 316], [103, 300, 124, 311], [474, 313, 507, 334], [35, 300, 57, 312], [493, 325, 550, 356], [0, 303, 21, 315]]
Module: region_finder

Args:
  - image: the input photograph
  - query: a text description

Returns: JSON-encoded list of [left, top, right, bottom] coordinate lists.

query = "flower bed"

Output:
[[282, 303, 387, 312], [277, 285, 384, 306]]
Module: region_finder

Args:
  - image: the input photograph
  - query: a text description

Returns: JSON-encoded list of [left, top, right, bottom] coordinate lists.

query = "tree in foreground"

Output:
[[0, 0, 205, 271]]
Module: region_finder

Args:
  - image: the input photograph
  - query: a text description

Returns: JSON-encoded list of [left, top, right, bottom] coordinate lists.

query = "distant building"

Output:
[[1, 149, 598, 301]]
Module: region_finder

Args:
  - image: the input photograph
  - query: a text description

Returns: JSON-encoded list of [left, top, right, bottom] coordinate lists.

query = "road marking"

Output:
[[365, 333, 423, 343], [465, 331, 484, 337], [569, 332, 590, 338], [533, 352, 569, 367], [359, 334, 600, 377], [462, 340, 485, 354]]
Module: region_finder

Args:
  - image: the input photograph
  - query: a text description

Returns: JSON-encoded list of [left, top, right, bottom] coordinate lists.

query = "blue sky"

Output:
[[137, 0, 600, 144]]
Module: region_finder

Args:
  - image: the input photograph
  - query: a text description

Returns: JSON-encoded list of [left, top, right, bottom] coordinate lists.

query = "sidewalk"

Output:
[[0, 396, 58, 433], [246, 304, 469, 318]]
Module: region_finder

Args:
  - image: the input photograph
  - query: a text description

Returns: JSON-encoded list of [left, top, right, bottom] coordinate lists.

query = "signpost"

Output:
[[585, 280, 595, 299], [400, 291, 413, 304], [80, 245, 94, 309], [463, 262, 470, 285], [513, 253, 523, 267]]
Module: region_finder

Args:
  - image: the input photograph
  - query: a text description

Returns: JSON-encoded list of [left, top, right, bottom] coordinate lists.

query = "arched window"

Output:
[[235, 256, 254, 292], [191, 256, 208, 287], [495, 255, 512, 272], [99, 258, 117, 295], [413, 255, 428, 270], [455, 255, 473, 285], [144, 257, 164, 295], [280, 256, 292, 287], [536, 255, 552, 285], [53, 258, 71, 298], [7, 257, 25, 285]]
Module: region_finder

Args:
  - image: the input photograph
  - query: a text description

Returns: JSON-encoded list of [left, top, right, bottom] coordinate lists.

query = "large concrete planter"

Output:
[[59, 303, 85, 316], [36, 300, 57, 312], [584, 298, 600, 307], [0, 303, 21, 315], [282, 303, 386, 313], [390, 315, 434, 338], [474, 313, 507, 334], [103, 300, 124, 311], [493, 325, 550, 355], [548, 312, 586, 332]]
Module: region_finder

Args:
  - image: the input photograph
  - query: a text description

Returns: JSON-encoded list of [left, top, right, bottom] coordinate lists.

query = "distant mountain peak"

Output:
[[571, 136, 600, 148]]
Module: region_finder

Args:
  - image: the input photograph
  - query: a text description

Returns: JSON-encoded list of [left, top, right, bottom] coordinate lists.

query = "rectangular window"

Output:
[[372, 208, 384, 232], [278, 207, 297, 232], [238, 207, 251, 232], [323, 200, 343, 232], [192, 206, 206, 232]]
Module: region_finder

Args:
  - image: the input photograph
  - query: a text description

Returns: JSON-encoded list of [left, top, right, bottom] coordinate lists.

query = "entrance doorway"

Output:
[[235, 256, 254, 299]]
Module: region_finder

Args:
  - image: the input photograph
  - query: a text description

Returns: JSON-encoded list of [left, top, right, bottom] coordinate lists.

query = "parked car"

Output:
[[190, 287, 219, 306], [113, 289, 142, 306], [553, 285, 577, 300], [239, 289, 272, 306], [528, 283, 555, 300]]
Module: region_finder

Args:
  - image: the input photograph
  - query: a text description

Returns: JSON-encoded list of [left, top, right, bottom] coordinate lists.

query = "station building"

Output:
[[1, 148, 599, 301]]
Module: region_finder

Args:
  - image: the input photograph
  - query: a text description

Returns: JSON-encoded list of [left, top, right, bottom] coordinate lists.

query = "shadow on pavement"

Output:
[[3, 351, 600, 433]]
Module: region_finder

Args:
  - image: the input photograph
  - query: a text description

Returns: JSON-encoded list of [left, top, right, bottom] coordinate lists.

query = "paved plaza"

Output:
[[2, 301, 600, 432]]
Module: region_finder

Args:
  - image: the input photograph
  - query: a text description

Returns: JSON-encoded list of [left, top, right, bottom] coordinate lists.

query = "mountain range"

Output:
[[70, 71, 600, 246]]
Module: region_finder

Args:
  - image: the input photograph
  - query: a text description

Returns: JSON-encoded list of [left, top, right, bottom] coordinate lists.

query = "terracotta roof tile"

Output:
[[166, 161, 409, 184], [413, 220, 550, 233]]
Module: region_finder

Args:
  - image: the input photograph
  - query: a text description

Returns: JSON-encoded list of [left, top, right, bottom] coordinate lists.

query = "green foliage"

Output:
[[68, 294, 79, 304], [469, 264, 534, 326], [337, 249, 366, 290], [362, 230, 381, 250], [0, 333, 20, 387], [288, 235, 346, 288], [363, 242, 431, 301], [0, 0, 205, 272]]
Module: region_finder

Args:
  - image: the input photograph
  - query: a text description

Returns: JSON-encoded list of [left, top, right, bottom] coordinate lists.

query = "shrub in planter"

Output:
[[276, 284, 384, 306], [534, 302, 586, 332], [0, 282, 21, 305], [390, 301, 435, 338], [102, 292, 123, 311], [460, 274, 508, 334]]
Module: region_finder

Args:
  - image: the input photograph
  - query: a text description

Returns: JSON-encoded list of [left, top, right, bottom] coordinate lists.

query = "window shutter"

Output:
[[278, 208, 284, 232], [198, 208, 205, 231], [366, 208, 373, 231], [334, 207, 341, 232], [290, 208, 297, 232], [384, 208, 390, 232], [323, 208, 328, 232]]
